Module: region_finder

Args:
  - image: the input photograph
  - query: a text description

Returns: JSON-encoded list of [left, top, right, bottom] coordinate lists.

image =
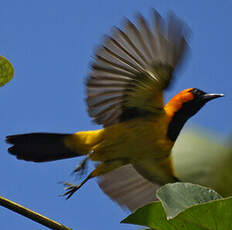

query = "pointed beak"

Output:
[[203, 93, 224, 102]]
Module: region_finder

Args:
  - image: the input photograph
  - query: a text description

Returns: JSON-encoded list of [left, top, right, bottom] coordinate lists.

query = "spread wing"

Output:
[[98, 164, 160, 211], [86, 10, 189, 127]]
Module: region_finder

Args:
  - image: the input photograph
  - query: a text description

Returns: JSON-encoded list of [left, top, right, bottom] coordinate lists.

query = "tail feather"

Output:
[[6, 133, 79, 162]]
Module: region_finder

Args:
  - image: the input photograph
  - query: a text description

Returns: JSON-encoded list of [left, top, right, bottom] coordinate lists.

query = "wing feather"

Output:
[[87, 10, 189, 126], [98, 164, 159, 211]]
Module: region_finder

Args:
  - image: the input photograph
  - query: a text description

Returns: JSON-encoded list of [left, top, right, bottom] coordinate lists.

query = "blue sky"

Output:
[[0, 0, 232, 229]]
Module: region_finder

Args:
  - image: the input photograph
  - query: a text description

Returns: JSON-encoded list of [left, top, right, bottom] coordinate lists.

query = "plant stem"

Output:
[[0, 195, 72, 230]]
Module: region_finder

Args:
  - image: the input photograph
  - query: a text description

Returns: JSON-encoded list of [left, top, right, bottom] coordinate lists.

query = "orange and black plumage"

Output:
[[6, 10, 223, 211]]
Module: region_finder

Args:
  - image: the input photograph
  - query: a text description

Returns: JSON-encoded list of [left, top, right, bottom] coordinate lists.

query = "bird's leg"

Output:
[[62, 158, 129, 199], [62, 174, 93, 199], [62, 164, 105, 199], [72, 157, 89, 178], [72, 150, 95, 178]]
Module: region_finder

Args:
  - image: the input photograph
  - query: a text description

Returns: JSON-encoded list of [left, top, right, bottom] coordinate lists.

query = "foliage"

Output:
[[122, 183, 232, 230], [0, 56, 14, 86], [173, 128, 232, 197]]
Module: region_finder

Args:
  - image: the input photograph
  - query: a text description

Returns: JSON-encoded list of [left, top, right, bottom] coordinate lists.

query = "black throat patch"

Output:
[[166, 100, 204, 141]]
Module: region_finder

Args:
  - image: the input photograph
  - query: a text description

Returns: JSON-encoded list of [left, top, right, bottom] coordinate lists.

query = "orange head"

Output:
[[165, 88, 224, 141]]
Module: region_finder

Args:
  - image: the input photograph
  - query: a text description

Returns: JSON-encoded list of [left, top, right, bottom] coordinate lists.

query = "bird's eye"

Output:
[[190, 88, 206, 96]]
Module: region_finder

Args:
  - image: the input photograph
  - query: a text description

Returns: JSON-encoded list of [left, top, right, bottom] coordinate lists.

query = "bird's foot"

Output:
[[61, 182, 81, 199]]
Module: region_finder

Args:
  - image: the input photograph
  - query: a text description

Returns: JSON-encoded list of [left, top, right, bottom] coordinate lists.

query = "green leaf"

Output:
[[156, 182, 222, 219], [0, 56, 14, 86], [122, 202, 177, 230], [122, 183, 232, 230], [122, 201, 207, 230], [173, 127, 232, 197]]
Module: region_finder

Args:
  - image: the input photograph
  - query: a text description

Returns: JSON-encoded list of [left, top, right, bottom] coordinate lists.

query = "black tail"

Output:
[[6, 133, 79, 162]]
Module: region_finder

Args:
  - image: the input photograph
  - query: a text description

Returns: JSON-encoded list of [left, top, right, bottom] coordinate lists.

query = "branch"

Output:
[[0, 195, 72, 230]]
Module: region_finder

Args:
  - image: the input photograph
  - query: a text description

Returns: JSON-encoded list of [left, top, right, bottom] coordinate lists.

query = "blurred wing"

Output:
[[98, 164, 160, 211], [87, 10, 189, 126]]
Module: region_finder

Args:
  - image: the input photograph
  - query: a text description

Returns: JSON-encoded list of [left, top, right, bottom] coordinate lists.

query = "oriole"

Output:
[[6, 10, 223, 211]]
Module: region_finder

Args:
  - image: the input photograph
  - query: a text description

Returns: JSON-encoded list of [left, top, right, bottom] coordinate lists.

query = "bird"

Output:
[[6, 10, 224, 211]]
